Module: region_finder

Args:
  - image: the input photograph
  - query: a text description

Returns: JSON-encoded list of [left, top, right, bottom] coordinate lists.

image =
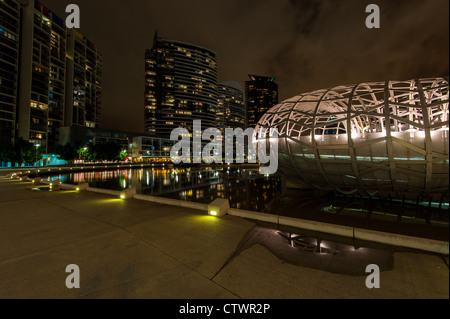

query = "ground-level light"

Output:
[[208, 199, 229, 217]]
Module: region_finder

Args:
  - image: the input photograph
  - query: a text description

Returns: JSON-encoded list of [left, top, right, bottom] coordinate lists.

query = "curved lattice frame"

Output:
[[255, 77, 449, 200]]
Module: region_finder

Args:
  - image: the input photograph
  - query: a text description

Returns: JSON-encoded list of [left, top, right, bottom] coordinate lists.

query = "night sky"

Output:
[[41, 0, 449, 133]]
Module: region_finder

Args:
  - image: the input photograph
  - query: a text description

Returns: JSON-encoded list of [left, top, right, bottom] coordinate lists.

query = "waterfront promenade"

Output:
[[0, 176, 448, 299]]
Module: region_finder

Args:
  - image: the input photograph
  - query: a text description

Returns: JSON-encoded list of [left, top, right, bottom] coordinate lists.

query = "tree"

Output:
[[119, 149, 128, 162], [77, 145, 90, 162], [0, 142, 14, 163], [77, 142, 122, 162], [55, 143, 78, 164], [0, 138, 42, 166], [96, 142, 122, 161], [15, 138, 42, 165]]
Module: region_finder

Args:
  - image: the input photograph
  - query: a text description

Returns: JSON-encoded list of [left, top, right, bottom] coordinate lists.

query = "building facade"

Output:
[[217, 81, 245, 131], [130, 136, 175, 162], [59, 126, 141, 149], [0, 0, 102, 153], [0, 0, 20, 145], [145, 33, 218, 138], [17, 0, 68, 152], [245, 75, 278, 128], [65, 29, 102, 130]]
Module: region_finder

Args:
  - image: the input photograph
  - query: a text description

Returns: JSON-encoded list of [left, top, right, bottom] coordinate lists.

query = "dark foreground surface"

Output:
[[0, 177, 448, 299]]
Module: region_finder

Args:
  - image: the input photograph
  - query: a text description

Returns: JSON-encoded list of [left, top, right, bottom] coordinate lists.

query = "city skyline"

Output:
[[38, 0, 449, 133], [0, 1, 448, 303]]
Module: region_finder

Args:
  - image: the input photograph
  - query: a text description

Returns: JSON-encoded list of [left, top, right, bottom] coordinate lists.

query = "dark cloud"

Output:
[[262, 0, 449, 97], [287, 0, 327, 35], [41, 0, 449, 133]]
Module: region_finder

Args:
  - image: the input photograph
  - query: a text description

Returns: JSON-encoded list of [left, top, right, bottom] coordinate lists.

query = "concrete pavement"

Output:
[[0, 177, 448, 299]]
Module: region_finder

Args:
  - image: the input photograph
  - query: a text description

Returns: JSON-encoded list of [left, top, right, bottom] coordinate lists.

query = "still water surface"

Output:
[[41, 166, 449, 240], [45, 167, 282, 212]]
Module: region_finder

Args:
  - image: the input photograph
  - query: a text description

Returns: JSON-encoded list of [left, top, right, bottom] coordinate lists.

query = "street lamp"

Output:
[[35, 143, 41, 170], [83, 147, 88, 163]]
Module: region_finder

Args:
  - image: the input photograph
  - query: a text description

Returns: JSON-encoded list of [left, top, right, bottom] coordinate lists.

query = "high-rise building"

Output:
[[245, 75, 278, 128], [9, 0, 102, 153], [0, 0, 20, 145], [145, 33, 218, 138], [217, 81, 245, 131], [17, 0, 68, 152], [65, 29, 103, 130]]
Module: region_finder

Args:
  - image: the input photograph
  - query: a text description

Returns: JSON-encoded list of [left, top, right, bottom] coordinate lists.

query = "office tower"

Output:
[[65, 29, 103, 130], [217, 81, 245, 131], [0, 0, 20, 144], [245, 75, 278, 128], [145, 33, 218, 138]]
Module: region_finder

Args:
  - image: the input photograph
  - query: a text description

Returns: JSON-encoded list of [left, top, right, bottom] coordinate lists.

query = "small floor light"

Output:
[[119, 188, 136, 200], [208, 199, 229, 217]]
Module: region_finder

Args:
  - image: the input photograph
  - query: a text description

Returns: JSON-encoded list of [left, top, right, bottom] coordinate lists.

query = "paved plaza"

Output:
[[0, 177, 448, 299]]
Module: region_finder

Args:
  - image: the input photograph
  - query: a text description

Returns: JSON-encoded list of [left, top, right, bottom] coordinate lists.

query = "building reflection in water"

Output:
[[47, 167, 282, 212]]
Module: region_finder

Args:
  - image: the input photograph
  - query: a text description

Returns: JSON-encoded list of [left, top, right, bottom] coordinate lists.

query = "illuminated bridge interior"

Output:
[[255, 77, 449, 200]]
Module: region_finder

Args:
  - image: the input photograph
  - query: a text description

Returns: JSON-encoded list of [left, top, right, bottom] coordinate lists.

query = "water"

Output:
[[40, 165, 448, 240], [44, 167, 282, 212]]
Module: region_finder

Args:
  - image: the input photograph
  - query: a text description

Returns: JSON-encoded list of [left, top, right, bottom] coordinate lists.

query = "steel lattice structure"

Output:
[[255, 77, 449, 201]]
